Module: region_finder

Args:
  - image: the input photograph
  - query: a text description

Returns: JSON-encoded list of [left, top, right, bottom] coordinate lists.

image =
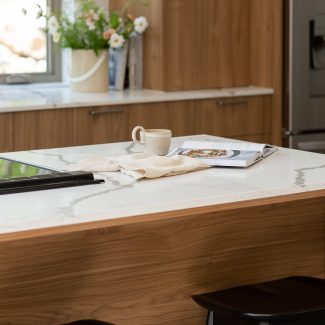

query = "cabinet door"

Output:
[[13, 109, 74, 151], [73, 106, 129, 145], [0, 113, 13, 153], [127, 101, 196, 137], [163, 0, 251, 90], [194, 95, 272, 140]]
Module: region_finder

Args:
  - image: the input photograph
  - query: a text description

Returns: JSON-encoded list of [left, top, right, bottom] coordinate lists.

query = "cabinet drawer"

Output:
[[194, 96, 272, 137], [13, 109, 74, 151], [127, 101, 196, 137], [73, 106, 129, 145]]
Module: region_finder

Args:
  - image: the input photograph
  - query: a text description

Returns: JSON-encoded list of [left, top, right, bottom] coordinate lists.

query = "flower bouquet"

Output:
[[37, 0, 149, 92]]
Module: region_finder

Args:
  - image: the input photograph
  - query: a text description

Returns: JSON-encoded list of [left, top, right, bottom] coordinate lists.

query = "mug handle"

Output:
[[132, 126, 145, 144]]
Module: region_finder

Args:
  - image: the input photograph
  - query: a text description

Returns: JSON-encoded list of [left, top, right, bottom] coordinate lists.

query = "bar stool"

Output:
[[192, 276, 325, 324]]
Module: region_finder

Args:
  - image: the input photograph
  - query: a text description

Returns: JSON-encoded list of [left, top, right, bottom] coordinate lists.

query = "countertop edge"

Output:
[[1, 188, 323, 242], [0, 86, 274, 113]]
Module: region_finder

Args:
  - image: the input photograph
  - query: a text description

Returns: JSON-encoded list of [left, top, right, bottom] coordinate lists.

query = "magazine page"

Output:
[[168, 147, 261, 168], [181, 141, 277, 158]]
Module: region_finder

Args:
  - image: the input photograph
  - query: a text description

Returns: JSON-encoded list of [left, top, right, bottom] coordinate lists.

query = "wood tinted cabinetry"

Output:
[[13, 109, 74, 151], [2, 95, 272, 152], [193, 96, 272, 142], [110, 0, 282, 91], [110, 0, 283, 145], [0, 113, 13, 153], [110, 0, 251, 90], [72, 106, 129, 145], [10, 107, 129, 151], [127, 101, 195, 137]]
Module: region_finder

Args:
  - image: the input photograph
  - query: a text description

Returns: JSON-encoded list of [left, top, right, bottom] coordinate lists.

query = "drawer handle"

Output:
[[89, 108, 125, 115], [217, 100, 247, 107]]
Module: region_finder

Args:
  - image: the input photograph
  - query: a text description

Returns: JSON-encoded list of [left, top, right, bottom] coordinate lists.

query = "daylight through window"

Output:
[[0, 0, 61, 83]]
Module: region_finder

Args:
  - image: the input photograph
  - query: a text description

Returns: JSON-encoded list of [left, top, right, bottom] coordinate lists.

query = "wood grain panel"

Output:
[[250, 0, 284, 145], [0, 191, 324, 325], [126, 101, 168, 134], [9, 96, 271, 151], [127, 101, 196, 137], [204, 0, 250, 89], [110, 0, 283, 144], [13, 109, 74, 151], [111, 0, 251, 91], [193, 96, 272, 138], [73, 106, 129, 145], [0, 113, 13, 153], [160, 0, 251, 90]]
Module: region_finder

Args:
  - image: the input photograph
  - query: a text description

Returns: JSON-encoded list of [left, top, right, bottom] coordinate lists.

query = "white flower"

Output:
[[109, 33, 125, 49], [89, 9, 99, 21], [52, 32, 60, 43], [86, 18, 96, 31], [134, 16, 148, 34], [48, 15, 59, 35]]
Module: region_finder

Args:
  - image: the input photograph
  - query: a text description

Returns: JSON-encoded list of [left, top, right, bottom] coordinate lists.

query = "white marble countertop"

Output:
[[0, 135, 324, 235], [0, 84, 273, 113]]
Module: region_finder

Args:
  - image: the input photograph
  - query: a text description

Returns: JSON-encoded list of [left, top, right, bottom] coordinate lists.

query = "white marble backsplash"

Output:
[[0, 84, 273, 113], [0, 135, 324, 235]]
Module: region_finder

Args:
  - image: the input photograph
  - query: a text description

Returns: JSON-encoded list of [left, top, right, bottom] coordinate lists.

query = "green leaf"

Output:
[[109, 12, 119, 29]]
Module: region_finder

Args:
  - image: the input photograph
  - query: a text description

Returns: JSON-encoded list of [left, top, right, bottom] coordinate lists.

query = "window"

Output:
[[0, 0, 61, 84]]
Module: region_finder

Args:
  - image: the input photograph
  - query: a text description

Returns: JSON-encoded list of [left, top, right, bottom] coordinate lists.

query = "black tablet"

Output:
[[0, 157, 104, 195]]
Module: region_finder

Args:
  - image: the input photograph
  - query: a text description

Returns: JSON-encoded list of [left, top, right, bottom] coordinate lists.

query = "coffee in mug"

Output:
[[132, 126, 172, 156]]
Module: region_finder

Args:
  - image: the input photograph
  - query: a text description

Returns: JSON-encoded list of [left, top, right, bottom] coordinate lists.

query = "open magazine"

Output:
[[167, 141, 277, 167]]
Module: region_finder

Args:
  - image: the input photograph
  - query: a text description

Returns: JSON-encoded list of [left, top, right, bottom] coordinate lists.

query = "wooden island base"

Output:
[[1, 190, 325, 325]]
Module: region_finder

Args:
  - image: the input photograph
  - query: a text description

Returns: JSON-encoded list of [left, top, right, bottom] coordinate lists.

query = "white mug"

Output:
[[132, 126, 172, 156]]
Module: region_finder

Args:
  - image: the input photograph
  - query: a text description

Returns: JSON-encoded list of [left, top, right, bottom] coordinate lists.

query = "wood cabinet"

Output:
[[9, 106, 130, 152], [72, 106, 129, 145], [126, 101, 196, 137], [13, 109, 74, 152], [110, 0, 283, 145], [193, 96, 272, 141], [110, 0, 282, 91], [0, 95, 272, 152], [0, 113, 13, 153]]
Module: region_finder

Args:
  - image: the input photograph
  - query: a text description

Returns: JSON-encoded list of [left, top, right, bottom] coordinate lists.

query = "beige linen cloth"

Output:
[[66, 153, 209, 180]]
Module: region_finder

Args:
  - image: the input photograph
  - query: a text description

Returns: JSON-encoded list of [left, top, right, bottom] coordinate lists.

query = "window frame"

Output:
[[0, 0, 62, 84]]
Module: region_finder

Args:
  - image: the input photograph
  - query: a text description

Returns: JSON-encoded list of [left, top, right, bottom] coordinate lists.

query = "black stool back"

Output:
[[192, 276, 325, 324], [62, 321, 113, 325]]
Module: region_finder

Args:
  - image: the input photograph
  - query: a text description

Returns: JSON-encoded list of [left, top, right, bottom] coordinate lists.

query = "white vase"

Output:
[[69, 49, 108, 93]]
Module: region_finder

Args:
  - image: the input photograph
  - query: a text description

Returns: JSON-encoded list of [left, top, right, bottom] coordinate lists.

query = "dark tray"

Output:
[[0, 157, 104, 195]]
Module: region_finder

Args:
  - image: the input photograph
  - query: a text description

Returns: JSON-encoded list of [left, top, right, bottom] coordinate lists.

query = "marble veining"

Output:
[[0, 135, 324, 235], [0, 84, 273, 113], [27, 150, 73, 167], [294, 163, 325, 188]]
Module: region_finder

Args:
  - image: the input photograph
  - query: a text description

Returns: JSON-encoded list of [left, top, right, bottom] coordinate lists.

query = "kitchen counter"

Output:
[[0, 84, 273, 112], [0, 135, 324, 325], [0, 135, 324, 235]]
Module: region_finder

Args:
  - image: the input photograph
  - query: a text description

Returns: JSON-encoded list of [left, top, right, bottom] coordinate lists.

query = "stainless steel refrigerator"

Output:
[[284, 0, 325, 153]]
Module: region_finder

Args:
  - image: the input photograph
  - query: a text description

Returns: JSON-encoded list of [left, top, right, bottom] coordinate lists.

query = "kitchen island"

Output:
[[0, 135, 325, 325]]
